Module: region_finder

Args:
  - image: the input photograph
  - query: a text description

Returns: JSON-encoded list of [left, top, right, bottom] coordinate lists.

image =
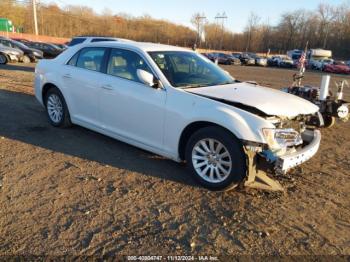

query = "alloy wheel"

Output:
[[47, 94, 63, 124], [191, 138, 232, 183]]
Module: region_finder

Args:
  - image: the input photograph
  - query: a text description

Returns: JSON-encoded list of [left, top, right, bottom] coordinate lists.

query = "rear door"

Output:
[[62, 47, 108, 128]]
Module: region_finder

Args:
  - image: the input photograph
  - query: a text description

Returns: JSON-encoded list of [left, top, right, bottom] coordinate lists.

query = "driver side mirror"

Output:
[[137, 69, 160, 88]]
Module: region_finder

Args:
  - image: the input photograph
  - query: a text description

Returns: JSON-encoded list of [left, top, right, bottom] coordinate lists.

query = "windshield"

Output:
[[148, 51, 235, 88]]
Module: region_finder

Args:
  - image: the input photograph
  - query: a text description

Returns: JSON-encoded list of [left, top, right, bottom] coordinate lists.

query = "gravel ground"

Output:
[[0, 63, 349, 257]]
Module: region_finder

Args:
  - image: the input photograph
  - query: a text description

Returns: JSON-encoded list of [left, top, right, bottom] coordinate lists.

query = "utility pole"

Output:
[[215, 12, 228, 50], [194, 14, 206, 48], [32, 0, 39, 35]]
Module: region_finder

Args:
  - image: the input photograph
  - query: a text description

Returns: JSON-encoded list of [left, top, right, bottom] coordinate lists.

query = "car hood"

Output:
[[187, 82, 319, 118]]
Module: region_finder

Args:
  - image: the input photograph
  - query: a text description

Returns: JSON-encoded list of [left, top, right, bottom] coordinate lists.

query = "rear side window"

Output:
[[76, 47, 107, 72], [91, 38, 116, 43], [68, 38, 86, 46]]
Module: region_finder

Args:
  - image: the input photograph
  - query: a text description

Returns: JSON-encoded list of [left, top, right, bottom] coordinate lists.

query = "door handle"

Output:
[[63, 73, 72, 79], [101, 84, 113, 90]]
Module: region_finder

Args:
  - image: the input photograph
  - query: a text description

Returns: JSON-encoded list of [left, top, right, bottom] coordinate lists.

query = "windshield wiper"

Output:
[[180, 84, 209, 89]]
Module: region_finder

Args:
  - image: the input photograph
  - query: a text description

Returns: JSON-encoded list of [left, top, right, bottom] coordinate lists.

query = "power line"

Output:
[[215, 12, 228, 50]]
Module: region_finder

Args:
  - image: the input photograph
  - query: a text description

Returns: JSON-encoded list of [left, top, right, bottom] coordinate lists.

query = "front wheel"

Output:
[[185, 126, 246, 190], [44, 88, 72, 128]]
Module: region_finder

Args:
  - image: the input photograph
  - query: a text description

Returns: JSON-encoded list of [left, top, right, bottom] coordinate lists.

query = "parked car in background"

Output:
[[227, 54, 241, 65], [239, 53, 255, 65], [34, 41, 321, 190], [54, 43, 68, 50], [210, 53, 234, 65], [0, 37, 43, 62], [311, 58, 334, 70], [67, 36, 133, 47], [250, 54, 267, 66], [323, 61, 350, 74], [25, 42, 63, 58], [0, 43, 24, 64], [268, 55, 294, 68], [279, 56, 294, 68], [347, 60, 350, 67]]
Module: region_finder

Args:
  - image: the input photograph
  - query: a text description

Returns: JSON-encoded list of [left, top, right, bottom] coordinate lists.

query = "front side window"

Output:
[[149, 51, 234, 88], [107, 48, 152, 83], [76, 47, 106, 72]]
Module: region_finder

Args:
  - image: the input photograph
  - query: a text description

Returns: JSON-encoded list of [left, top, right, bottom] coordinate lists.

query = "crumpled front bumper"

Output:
[[275, 129, 321, 173]]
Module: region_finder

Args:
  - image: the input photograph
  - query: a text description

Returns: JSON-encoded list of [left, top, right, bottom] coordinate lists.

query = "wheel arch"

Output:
[[0, 52, 9, 63], [42, 83, 63, 105], [178, 121, 242, 161]]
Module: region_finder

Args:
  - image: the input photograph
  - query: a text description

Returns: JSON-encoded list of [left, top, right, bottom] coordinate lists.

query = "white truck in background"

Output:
[[308, 49, 333, 70]]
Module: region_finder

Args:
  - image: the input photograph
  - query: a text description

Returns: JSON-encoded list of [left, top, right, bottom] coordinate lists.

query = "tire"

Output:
[[323, 115, 336, 128], [0, 53, 8, 65], [22, 55, 31, 64], [44, 88, 72, 128], [185, 126, 246, 190]]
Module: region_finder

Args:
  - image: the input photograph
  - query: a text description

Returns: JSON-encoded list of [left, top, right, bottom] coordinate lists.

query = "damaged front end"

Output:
[[243, 116, 322, 191]]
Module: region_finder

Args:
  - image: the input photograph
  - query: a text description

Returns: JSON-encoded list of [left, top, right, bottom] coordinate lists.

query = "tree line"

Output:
[[1, 1, 349, 58]]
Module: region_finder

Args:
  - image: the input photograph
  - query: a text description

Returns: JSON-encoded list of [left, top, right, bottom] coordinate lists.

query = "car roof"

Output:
[[83, 41, 191, 52]]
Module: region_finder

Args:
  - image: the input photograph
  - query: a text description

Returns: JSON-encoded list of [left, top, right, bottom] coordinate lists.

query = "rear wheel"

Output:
[[44, 88, 72, 128], [0, 53, 8, 65], [185, 126, 246, 190]]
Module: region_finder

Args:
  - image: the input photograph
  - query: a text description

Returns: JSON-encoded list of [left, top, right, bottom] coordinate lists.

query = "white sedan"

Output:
[[34, 41, 321, 190]]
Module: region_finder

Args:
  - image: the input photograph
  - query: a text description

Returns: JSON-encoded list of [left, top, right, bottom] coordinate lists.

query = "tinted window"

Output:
[[68, 38, 86, 46], [76, 47, 106, 72], [107, 49, 152, 83], [91, 38, 117, 43]]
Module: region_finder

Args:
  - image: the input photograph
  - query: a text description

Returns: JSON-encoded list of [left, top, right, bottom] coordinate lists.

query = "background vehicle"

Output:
[[249, 53, 267, 66], [25, 42, 63, 58], [0, 43, 23, 64], [312, 58, 334, 70], [239, 53, 255, 65], [210, 53, 234, 65], [67, 36, 133, 47], [0, 37, 43, 62], [54, 43, 68, 50], [323, 61, 350, 74], [308, 49, 332, 69], [0, 18, 14, 32], [34, 42, 321, 191], [268, 55, 294, 68]]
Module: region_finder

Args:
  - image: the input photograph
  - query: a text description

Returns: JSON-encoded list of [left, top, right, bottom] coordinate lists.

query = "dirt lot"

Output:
[[0, 63, 349, 257]]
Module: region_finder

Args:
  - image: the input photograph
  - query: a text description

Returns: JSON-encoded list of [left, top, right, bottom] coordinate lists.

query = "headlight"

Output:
[[262, 128, 303, 150]]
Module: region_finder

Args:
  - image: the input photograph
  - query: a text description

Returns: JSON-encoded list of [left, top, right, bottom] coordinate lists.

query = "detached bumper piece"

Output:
[[244, 129, 321, 192], [275, 129, 321, 174]]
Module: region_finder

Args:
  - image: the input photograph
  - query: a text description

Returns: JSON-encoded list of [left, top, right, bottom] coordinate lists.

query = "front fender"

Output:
[[162, 88, 275, 159]]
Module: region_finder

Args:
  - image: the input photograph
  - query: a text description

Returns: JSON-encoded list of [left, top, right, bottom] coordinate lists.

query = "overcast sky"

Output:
[[41, 0, 348, 32]]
